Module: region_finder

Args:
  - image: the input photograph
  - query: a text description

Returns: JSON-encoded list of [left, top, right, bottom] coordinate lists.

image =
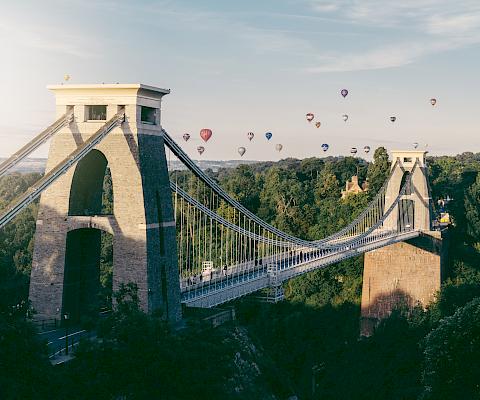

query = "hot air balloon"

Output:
[[430, 98, 437, 106], [341, 89, 348, 98], [342, 114, 349, 122], [275, 144, 283, 152], [306, 113, 314, 122], [238, 147, 246, 157], [197, 146, 205, 155], [413, 142, 419, 149], [247, 132, 254, 141], [64, 74, 71, 82], [364, 146, 371, 154], [321, 143, 329, 152], [200, 128, 212, 142], [315, 121, 321, 128], [350, 147, 357, 155], [183, 133, 191, 142], [390, 116, 396, 122], [265, 132, 273, 141]]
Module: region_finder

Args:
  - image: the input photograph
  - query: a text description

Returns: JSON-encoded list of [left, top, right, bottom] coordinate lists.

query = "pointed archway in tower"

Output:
[[29, 84, 181, 323]]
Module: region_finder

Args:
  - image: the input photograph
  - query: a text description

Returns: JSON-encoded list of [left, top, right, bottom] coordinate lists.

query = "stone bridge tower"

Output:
[[382, 150, 431, 231], [361, 151, 446, 335], [29, 84, 181, 323]]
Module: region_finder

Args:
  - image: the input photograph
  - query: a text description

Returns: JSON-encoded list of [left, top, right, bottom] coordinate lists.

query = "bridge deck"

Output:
[[182, 230, 420, 308]]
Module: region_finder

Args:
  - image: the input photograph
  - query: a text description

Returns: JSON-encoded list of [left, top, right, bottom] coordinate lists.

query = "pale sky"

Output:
[[1, 0, 480, 161]]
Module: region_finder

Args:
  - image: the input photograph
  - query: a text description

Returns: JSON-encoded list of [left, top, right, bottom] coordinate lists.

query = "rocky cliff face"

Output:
[[221, 325, 296, 400]]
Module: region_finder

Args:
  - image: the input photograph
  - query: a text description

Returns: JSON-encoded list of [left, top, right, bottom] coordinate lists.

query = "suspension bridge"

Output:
[[0, 84, 442, 331]]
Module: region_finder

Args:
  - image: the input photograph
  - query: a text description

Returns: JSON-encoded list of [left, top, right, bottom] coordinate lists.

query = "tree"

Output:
[[421, 297, 480, 399], [367, 147, 390, 195], [258, 167, 309, 236], [220, 165, 260, 212], [464, 173, 480, 241], [299, 157, 324, 181], [314, 166, 340, 201], [0, 301, 53, 400], [58, 283, 238, 400]]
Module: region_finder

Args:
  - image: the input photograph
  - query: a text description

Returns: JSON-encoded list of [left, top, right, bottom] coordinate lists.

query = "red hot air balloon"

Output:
[[306, 113, 314, 122], [200, 128, 212, 142]]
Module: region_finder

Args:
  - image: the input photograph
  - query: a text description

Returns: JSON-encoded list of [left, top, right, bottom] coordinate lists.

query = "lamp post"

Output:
[[64, 313, 69, 355]]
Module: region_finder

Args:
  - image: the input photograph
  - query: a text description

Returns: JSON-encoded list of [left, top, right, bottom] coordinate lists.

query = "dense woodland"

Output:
[[2, 147, 480, 399]]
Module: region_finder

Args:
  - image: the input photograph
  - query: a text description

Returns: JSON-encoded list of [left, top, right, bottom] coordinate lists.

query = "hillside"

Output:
[[1, 148, 480, 399]]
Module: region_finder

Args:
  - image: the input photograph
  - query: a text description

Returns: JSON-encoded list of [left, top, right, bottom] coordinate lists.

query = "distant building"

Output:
[[341, 175, 369, 199]]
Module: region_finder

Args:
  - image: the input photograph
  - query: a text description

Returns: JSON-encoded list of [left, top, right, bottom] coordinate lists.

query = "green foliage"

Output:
[[258, 166, 310, 236], [0, 173, 39, 311], [0, 314, 53, 399], [0, 297, 53, 400], [101, 166, 113, 214], [2, 148, 480, 398], [57, 283, 241, 400], [237, 299, 361, 399], [285, 256, 363, 307], [220, 164, 260, 212], [99, 231, 113, 309], [421, 297, 480, 400], [464, 173, 480, 241], [367, 146, 390, 195]]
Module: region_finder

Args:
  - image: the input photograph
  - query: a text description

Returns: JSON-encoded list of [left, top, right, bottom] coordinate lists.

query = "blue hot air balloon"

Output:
[[265, 132, 273, 141], [321, 143, 329, 152]]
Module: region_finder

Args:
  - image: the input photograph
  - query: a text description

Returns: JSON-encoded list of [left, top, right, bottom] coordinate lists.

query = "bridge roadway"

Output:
[[36, 325, 91, 362], [182, 229, 420, 308]]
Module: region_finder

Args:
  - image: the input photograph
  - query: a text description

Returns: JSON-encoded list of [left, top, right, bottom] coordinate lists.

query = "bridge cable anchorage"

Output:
[[0, 113, 74, 178], [0, 113, 124, 229], [167, 136, 421, 307]]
